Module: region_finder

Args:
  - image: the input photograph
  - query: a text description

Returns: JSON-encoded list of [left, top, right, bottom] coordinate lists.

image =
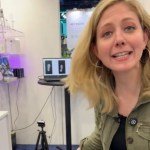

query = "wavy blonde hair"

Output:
[[65, 0, 150, 113]]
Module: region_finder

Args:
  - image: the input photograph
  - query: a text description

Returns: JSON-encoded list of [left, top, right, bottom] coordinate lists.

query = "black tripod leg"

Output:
[[35, 132, 41, 150], [42, 132, 49, 150]]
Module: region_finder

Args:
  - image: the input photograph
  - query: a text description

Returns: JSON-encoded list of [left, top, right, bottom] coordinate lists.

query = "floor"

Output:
[[15, 144, 79, 150]]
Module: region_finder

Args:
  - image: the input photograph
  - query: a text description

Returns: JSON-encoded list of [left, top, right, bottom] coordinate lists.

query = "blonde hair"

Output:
[[65, 0, 150, 113]]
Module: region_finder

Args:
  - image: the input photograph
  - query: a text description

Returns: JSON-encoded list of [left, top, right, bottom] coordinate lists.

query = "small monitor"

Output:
[[43, 58, 71, 81]]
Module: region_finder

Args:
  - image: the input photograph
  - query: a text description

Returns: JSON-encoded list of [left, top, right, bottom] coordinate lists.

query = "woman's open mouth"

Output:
[[112, 51, 132, 58]]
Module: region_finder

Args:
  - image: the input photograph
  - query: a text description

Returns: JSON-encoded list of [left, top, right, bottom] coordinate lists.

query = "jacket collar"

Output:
[[106, 92, 150, 118]]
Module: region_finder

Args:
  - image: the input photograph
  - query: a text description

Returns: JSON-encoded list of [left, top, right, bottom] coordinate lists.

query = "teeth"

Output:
[[113, 52, 129, 57]]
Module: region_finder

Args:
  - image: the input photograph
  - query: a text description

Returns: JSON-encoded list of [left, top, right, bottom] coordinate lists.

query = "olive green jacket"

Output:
[[80, 94, 150, 150]]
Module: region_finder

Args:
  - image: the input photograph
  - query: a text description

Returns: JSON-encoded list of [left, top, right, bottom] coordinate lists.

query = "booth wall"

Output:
[[0, 0, 94, 146]]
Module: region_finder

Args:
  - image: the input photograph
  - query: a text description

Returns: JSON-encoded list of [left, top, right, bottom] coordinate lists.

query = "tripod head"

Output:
[[37, 120, 45, 130]]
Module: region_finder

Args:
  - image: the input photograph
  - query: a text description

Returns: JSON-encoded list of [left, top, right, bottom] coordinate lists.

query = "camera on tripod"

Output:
[[37, 120, 45, 128], [35, 120, 48, 150]]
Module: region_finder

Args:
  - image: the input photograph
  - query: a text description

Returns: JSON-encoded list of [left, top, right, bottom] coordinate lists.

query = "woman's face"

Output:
[[94, 2, 148, 74]]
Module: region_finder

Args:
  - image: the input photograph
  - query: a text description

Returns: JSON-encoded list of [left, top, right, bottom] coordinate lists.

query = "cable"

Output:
[[7, 83, 13, 131], [61, 86, 64, 144], [13, 78, 20, 130], [49, 86, 57, 144], [47, 86, 65, 150], [13, 86, 54, 131]]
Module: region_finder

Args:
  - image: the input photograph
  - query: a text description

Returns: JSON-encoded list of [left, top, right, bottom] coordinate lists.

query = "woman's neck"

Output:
[[114, 65, 142, 95], [113, 65, 142, 116]]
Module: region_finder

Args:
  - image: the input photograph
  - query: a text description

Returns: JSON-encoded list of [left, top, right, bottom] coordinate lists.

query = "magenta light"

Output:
[[0, 54, 21, 68]]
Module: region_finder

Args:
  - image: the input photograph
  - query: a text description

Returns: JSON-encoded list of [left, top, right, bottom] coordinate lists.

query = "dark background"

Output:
[[60, 0, 100, 11]]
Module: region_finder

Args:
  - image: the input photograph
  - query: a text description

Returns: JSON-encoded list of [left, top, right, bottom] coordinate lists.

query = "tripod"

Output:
[[35, 125, 49, 150]]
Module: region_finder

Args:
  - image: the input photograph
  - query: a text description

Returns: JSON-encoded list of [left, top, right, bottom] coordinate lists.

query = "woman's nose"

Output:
[[116, 41, 125, 47], [115, 31, 126, 47]]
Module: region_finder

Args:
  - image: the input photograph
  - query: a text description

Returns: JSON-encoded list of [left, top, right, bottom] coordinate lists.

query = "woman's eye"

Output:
[[102, 31, 112, 38], [125, 26, 135, 32]]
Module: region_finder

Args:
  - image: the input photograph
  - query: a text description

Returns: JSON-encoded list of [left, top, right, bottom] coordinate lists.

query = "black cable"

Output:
[[56, 146, 63, 150], [13, 86, 54, 131]]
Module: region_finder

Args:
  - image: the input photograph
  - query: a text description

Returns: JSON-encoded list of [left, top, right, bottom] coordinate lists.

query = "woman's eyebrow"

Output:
[[99, 17, 136, 29]]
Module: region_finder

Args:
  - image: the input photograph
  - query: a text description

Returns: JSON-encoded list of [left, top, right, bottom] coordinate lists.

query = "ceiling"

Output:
[[60, 0, 100, 11]]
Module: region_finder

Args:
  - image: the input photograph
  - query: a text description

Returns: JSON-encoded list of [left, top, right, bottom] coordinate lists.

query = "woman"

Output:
[[65, 0, 150, 149]]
